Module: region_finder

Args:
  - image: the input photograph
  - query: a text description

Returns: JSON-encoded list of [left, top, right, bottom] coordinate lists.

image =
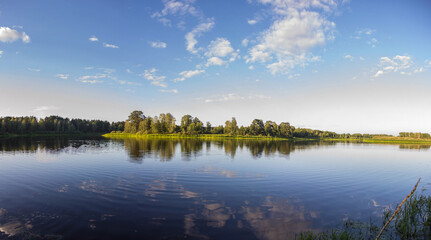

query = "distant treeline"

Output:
[[121, 110, 413, 139], [0, 116, 125, 134], [2, 111, 430, 139], [398, 132, 431, 139]]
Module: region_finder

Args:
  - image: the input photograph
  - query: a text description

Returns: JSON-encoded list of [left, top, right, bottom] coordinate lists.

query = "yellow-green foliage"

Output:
[[102, 132, 291, 141]]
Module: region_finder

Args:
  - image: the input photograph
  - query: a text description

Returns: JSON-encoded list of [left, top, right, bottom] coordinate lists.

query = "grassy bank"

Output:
[[297, 194, 431, 240], [323, 137, 431, 145], [102, 132, 292, 141], [103, 132, 431, 145]]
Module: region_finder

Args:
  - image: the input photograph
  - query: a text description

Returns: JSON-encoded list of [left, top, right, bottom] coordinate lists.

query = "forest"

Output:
[[2, 110, 430, 140], [0, 116, 124, 135], [119, 110, 423, 139]]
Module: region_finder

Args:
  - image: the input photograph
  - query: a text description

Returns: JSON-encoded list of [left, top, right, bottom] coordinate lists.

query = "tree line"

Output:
[[121, 110, 395, 139], [0, 116, 124, 135], [2, 111, 429, 139], [398, 132, 431, 139]]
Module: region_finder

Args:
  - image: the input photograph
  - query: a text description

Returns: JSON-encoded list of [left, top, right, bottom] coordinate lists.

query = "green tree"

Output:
[[125, 110, 145, 133], [181, 115, 193, 134], [264, 121, 278, 137], [249, 119, 264, 135]]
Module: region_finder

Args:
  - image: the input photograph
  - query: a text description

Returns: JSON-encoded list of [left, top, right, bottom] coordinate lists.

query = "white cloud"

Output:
[[248, 19, 258, 25], [242, 38, 249, 47], [245, 5, 335, 74], [355, 28, 375, 38], [117, 80, 141, 86], [152, 0, 200, 26], [89, 36, 98, 42], [367, 37, 377, 47], [354, 28, 377, 47], [344, 54, 354, 61], [206, 57, 225, 66], [359, 57, 365, 61], [21, 32, 30, 43], [257, 0, 337, 13], [206, 38, 235, 58], [28, 68, 40, 72], [249, 65, 254, 70], [185, 18, 215, 54], [141, 68, 167, 87], [151, 41, 167, 48], [80, 79, 103, 84], [204, 93, 271, 103], [103, 43, 119, 48], [180, 69, 205, 78], [373, 55, 424, 78], [55, 74, 69, 80], [204, 38, 239, 66], [0, 27, 31, 43], [160, 89, 178, 93], [78, 74, 106, 84], [0, 50, 3, 57]]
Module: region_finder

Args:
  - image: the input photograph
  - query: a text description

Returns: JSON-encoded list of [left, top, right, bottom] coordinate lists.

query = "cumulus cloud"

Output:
[[175, 69, 205, 82], [152, 0, 200, 26], [55, 74, 69, 80], [141, 68, 167, 87], [206, 57, 225, 66], [151, 41, 167, 48], [206, 38, 234, 57], [373, 55, 425, 78], [89, 36, 99, 42], [204, 38, 239, 66], [204, 93, 271, 103], [185, 18, 215, 54], [245, 2, 336, 74], [0, 27, 30, 43], [0, 50, 3, 57], [103, 43, 119, 48]]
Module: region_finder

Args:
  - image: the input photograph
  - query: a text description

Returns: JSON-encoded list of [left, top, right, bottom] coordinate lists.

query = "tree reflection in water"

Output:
[[119, 138, 339, 161]]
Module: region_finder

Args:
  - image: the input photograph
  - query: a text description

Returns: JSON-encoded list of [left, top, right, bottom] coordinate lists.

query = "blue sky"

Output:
[[0, 0, 430, 134]]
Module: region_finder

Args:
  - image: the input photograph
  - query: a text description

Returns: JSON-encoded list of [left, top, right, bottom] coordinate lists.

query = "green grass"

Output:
[[102, 132, 293, 141], [323, 137, 431, 145], [103, 132, 431, 145], [296, 194, 431, 240]]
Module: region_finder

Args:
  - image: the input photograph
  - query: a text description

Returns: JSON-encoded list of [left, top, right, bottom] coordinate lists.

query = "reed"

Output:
[[296, 178, 430, 240]]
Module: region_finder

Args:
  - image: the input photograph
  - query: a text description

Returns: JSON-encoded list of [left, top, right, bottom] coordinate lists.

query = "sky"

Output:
[[0, 0, 430, 134]]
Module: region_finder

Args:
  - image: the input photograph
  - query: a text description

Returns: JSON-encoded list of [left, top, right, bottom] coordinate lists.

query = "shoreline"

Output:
[[0, 132, 105, 139], [2, 132, 431, 145], [102, 132, 431, 144]]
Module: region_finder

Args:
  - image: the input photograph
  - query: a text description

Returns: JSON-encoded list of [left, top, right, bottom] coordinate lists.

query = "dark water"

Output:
[[0, 137, 430, 240]]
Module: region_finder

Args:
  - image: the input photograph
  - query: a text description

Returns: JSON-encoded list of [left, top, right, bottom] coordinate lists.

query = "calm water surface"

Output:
[[0, 137, 430, 239]]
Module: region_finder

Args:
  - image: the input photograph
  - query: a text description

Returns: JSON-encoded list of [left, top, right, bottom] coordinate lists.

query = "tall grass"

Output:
[[296, 194, 431, 240]]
